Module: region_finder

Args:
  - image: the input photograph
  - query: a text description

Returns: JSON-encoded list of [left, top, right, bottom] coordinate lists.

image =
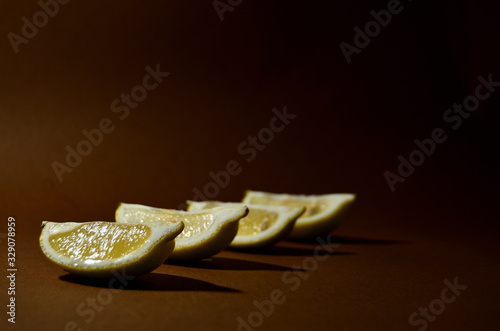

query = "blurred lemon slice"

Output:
[[39, 220, 184, 278], [242, 191, 355, 239], [187, 201, 304, 249], [115, 203, 248, 261]]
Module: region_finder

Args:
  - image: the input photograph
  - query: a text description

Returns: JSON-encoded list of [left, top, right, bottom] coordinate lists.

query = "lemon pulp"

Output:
[[49, 223, 151, 263], [237, 208, 279, 236], [187, 201, 304, 249], [189, 201, 279, 236], [116, 203, 248, 261], [119, 208, 214, 240], [242, 191, 356, 239], [40, 220, 184, 277]]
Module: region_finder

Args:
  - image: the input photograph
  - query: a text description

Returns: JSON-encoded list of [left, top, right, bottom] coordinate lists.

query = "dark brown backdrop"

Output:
[[1, 0, 499, 330]]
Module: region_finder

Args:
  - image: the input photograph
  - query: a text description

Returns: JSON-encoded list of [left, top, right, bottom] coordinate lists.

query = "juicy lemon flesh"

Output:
[[237, 209, 279, 236], [176, 214, 214, 239], [49, 222, 151, 262], [245, 197, 327, 218], [121, 209, 214, 240], [190, 201, 280, 236]]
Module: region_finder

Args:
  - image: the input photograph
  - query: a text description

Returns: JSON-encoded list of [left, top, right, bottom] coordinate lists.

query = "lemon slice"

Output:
[[187, 201, 305, 249], [242, 190, 356, 239], [115, 203, 248, 261], [39, 221, 184, 278]]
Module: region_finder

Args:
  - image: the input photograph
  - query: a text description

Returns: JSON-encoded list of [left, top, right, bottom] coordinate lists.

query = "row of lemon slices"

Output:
[[40, 191, 355, 278]]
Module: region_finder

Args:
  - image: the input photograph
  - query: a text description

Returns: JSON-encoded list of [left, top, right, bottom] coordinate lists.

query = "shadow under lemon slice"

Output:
[[39, 220, 184, 278], [187, 201, 305, 249], [242, 190, 356, 239], [115, 203, 248, 261]]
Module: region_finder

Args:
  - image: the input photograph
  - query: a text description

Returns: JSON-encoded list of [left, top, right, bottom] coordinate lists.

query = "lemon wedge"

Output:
[[187, 201, 304, 249], [242, 191, 356, 239], [39, 220, 184, 278], [115, 203, 248, 261]]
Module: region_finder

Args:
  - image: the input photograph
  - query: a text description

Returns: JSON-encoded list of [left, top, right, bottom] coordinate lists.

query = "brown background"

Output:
[[1, 0, 499, 330]]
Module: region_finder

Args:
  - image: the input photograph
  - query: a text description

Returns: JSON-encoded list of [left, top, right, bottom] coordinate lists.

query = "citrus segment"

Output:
[[242, 191, 356, 239], [49, 222, 151, 260], [116, 203, 248, 261], [40, 221, 184, 278], [187, 201, 305, 249]]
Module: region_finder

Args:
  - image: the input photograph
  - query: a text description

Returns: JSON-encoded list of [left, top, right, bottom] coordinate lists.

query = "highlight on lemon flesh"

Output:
[[187, 201, 305, 249], [242, 191, 356, 239], [115, 203, 248, 261], [39, 221, 184, 278]]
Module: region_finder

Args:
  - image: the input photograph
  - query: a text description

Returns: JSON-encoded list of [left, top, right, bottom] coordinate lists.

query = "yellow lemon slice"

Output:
[[242, 191, 356, 239], [187, 201, 304, 249], [39, 220, 184, 278], [115, 203, 248, 261]]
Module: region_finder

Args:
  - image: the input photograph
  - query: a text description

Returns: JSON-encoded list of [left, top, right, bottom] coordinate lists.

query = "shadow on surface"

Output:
[[288, 235, 408, 245], [60, 273, 241, 292], [231, 245, 354, 256], [166, 256, 307, 272]]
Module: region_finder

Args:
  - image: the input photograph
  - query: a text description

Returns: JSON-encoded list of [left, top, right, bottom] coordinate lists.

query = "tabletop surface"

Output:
[[2, 198, 498, 331]]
